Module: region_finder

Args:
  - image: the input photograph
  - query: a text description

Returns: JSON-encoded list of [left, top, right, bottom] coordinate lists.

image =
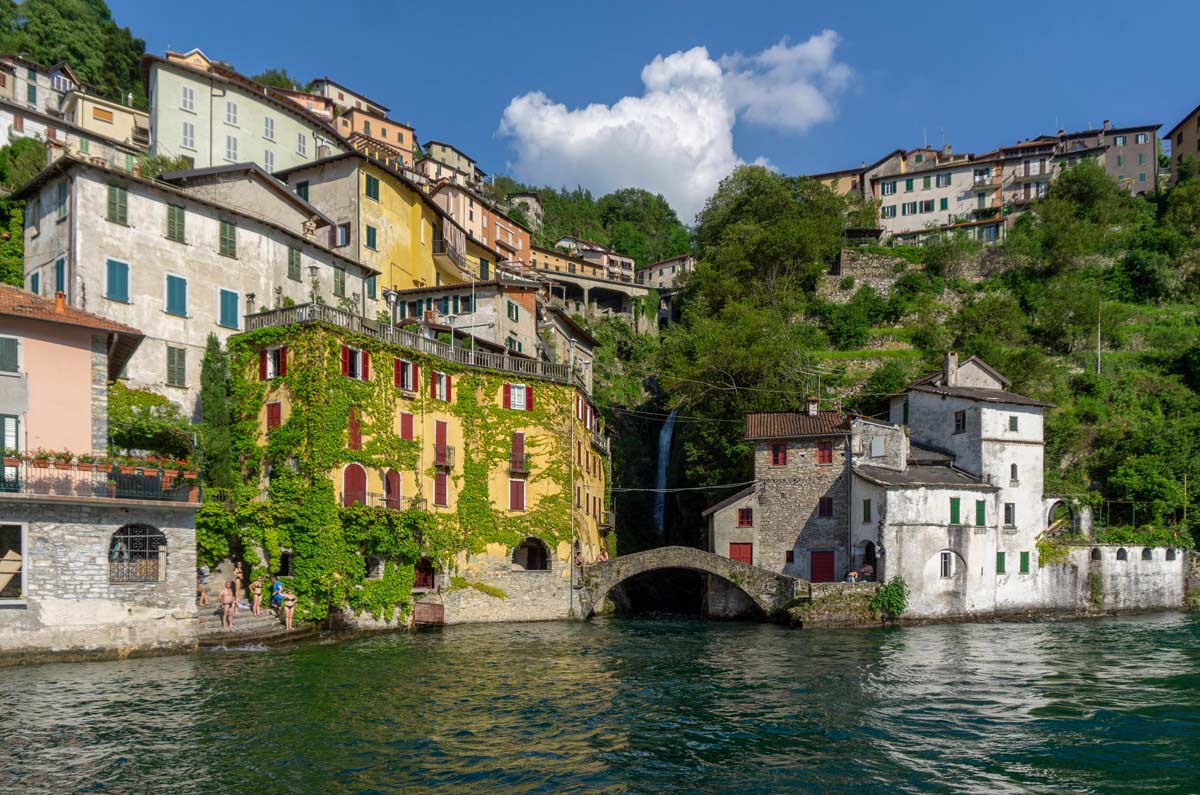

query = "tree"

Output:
[[251, 68, 303, 90], [1176, 155, 1200, 185], [136, 153, 193, 179], [108, 382, 192, 458], [0, 137, 48, 190], [199, 334, 233, 488]]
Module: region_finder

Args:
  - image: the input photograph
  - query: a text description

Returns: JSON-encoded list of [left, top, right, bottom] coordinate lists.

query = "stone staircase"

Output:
[[195, 604, 315, 647]]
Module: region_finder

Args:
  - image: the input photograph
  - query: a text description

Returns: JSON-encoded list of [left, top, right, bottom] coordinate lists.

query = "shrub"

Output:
[[870, 577, 908, 619]]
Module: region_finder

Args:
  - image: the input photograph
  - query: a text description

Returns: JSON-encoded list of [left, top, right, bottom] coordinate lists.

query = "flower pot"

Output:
[[119, 465, 136, 475], [33, 459, 49, 469], [77, 463, 94, 472], [187, 484, 199, 502], [2, 456, 18, 467], [53, 461, 70, 470]]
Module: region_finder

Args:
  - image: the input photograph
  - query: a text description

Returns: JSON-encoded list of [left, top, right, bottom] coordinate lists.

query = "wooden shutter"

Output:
[[975, 500, 986, 527], [511, 431, 524, 461], [510, 479, 524, 511], [526, 386, 533, 412], [259, 350, 268, 381], [434, 472, 447, 506], [503, 383, 511, 409], [329, 225, 337, 247], [348, 407, 361, 450], [445, 375, 452, 403], [361, 351, 369, 380], [341, 346, 350, 376], [435, 420, 447, 447], [411, 363, 418, 390], [950, 497, 960, 525], [279, 346, 288, 377], [430, 371, 436, 398], [394, 358, 402, 388], [266, 402, 281, 429], [400, 412, 413, 440]]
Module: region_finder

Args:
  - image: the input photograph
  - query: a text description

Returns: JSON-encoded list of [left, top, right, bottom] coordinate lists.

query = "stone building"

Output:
[[703, 399, 851, 582], [0, 284, 199, 660], [638, 253, 695, 290]]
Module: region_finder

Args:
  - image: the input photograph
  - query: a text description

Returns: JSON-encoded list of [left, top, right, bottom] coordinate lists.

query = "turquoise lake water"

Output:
[[2, 613, 1199, 793]]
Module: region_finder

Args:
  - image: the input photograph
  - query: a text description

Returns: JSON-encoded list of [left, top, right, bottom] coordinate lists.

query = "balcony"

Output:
[[341, 491, 405, 510], [509, 452, 531, 475], [600, 510, 614, 528], [591, 429, 610, 455], [970, 174, 999, 189], [432, 237, 466, 270], [132, 126, 150, 148], [0, 459, 200, 503], [1010, 169, 1050, 183], [433, 444, 456, 468]]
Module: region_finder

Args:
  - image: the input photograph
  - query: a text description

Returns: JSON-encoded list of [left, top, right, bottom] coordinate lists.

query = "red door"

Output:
[[729, 542, 753, 565], [342, 464, 366, 507], [810, 550, 835, 583]]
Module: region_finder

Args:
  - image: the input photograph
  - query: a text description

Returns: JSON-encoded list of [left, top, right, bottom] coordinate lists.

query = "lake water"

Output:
[[2, 613, 1199, 794]]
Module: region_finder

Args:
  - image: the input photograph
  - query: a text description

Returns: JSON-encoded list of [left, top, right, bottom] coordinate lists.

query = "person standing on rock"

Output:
[[219, 581, 235, 629], [282, 588, 297, 631], [249, 577, 263, 617], [231, 562, 244, 614]]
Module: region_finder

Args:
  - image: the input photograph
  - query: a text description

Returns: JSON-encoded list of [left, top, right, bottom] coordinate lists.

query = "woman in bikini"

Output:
[[282, 589, 298, 631], [249, 576, 263, 617]]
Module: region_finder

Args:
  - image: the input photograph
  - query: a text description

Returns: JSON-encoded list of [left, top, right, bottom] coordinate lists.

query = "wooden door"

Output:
[[728, 542, 753, 565], [810, 550, 835, 583]]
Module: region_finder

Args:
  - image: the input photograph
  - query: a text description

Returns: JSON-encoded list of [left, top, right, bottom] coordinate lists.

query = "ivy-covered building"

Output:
[[217, 302, 610, 626]]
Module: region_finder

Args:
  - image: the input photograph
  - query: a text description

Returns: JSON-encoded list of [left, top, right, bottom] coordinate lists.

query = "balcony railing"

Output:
[[0, 461, 199, 503], [591, 429, 610, 455], [341, 491, 410, 511], [432, 237, 466, 270], [509, 452, 531, 475], [433, 444, 455, 468]]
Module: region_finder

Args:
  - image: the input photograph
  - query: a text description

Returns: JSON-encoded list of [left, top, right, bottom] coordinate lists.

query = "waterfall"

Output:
[[654, 409, 679, 538]]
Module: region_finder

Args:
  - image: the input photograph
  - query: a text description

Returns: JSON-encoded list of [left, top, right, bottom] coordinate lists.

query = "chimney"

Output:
[[1103, 119, 1111, 131], [807, 396, 820, 416], [1057, 128, 1065, 137], [942, 144, 952, 156], [54, 291, 65, 313], [943, 351, 959, 386]]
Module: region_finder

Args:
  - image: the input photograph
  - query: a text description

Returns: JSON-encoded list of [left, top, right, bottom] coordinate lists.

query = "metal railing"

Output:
[[434, 445, 455, 468], [591, 429, 610, 454], [245, 303, 574, 385], [0, 462, 199, 503], [509, 452, 531, 474], [432, 237, 466, 269]]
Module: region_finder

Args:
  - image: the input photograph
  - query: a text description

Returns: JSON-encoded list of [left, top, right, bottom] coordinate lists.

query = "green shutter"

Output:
[[366, 275, 377, 299], [79, 138, 89, 154], [107, 185, 127, 224], [365, 174, 380, 200], [166, 205, 185, 242], [288, 248, 301, 281], [219, 221, 237, 257], [863, 498, 872, 523], [0, 338, 17, 373], [296, 181, 309, 201], [939, 197, 948, 211], [334, 269, 346, 297], [106, 259, 128, 302], [166, 347, 186, 387], [366, 225, 377, 249], [166, 275, 187, 316], [1020, 551, 1030, 574], [950, 497, 960, 525], [996, 551, 1005, 574], [905, 178, 913, 192], [923, 176, 931, 189], [975, 500, 985, 527]]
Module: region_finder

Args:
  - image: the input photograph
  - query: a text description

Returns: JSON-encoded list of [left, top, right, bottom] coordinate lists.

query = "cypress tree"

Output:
[[199, 333, 233, 488]]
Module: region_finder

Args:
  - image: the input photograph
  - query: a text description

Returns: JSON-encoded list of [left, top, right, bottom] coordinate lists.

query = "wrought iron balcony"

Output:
[[433, 444, 456, 468], [509, 452, 531, 475], [0, 460, 199, 503], [432, 237, 466, 270]]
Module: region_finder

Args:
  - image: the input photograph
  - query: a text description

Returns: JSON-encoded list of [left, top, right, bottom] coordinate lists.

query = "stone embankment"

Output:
[[786, 582, 881, 628]]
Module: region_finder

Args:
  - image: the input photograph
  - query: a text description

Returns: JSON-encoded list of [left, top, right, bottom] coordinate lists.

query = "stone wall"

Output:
[[818, 247, 1010, 304], [443, 541, 576, 623], [788, 582, 879, 628], [0, 498, 198, 662]]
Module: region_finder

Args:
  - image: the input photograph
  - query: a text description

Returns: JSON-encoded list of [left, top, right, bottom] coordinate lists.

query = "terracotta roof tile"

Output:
[[744, 411, 849, 440], [0, 284, 141, 336]]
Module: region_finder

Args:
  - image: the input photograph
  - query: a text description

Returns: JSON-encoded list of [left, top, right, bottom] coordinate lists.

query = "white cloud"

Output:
[[498, 32, 850, 223]]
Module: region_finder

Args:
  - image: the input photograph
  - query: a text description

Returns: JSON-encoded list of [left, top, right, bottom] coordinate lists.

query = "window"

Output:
[[904, 178, 914, 192], [1116, 547, 1128, 561], [1113, 135, 1126, 146], [54, 180, 68, 221], [1135, 132, 1148, 145], [818, 497, 833, 518], [433, 471, 448, 507], [1138, 172, 1147, 184], [365, 174, 380, 201], [264, 116, 275, 140], [902, 202, 917, 216], [940, 551, 953, 578], [365, 275, 377, 300], [507, 300, 520, 322], [953, 410, 966, 434], [816, 441, 833, 465], [394, 359, 416, 391], [0, 523, 24, 601], [737, 507, 753, 527], [1009, 415, 1019, 432], [54, 258, 65, 294], [862, 498, 872, 523], [922, 176, 931, 190], [1019, 551, 1030, 574], [936, 173, 952, 187], [264, 149, 274, 173], [479, 259, 489, 280], [223, 135, 238, 162], [266, 401, 282, 430], [218, 288, 239, 329], [160, 204, 185, 244], [975, 499, 985, 527], [181, 85, 195, 112], [26, 83, 35, 105], [881, 205, 896, 219], [107, 185, 128, 224], [881, 181, 896, 196], [333, 268, 346, 297], [341, 346, 368, 380], [297, 133, 308, 156], [166, 346, 186, 387], [1004, 502, 1016, 527], [296, 181, 309, 201], [165, 275, 187, 317], [105, 259, 129, 302], [363, 120, 371, 136], [365, 225, 377, 249], [771, 442, 787, 467], [261, 346, 287, 380], [29, 272, 39, 296], [288, 248, 301, 281], [11, 114, 20, 133], [949, 497, 961, 525], [342, 463, 367, 506], [1116, 155, 1124, 168], [225, 101, 238, 126], [108, 525, 168, 583], [919, 200, 935, 213], [939, 197, 948, 211], [335, 223, 350, 247], [219, 221, 237, 258], [996, 551, 1006, 574], [509, 479, 526, 512], [0, 337, 18, 374], [1010, 463, 1019, 482], [505, 383, 531, 411], [431, 371, 450, 402], [79, 138, 88, 154]]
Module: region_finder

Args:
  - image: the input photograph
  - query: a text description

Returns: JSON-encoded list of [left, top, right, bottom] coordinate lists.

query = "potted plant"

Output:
[[30, 449, 50, 468], [52, 450, 73, 470], [77, 454, 97, 472], [106, 478, 118, 498], [117, 456, 137, 476], [1, 448, 19, 467]]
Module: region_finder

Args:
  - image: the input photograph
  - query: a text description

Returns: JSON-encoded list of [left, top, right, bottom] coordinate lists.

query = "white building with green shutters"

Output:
[[15, 156, 376, 417]]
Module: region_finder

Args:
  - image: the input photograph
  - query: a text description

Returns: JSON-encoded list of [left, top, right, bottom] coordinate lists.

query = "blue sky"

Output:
[[111, 0, 1200, 220]]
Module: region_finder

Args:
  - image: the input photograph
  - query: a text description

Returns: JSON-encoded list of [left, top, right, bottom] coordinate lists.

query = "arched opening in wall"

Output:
[[383, 469, 402, 509], [1047, 501, 1075, 535], [364, 555, 384, 580], [342, 464, 367, 507], [1166, 548, 1177, 561], [605, 567, 765, 620], [512, 537, 550, 571], [414, 557, 435, 590], [1116, 548, 1128, 561], [862, 541, 877, 581], [109, 524, 168, 583], [1091, 548, 1102, 561], [1141, 548, 1153, 561]]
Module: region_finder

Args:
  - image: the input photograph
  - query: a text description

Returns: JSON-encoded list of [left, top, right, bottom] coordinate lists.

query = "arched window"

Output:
[[1141, 548, 1153, 561], [342, 463, 367, 507], [109, 524, 167, 582], [1091, 547, 1102, 561], [1116, 548, 1128, 561], [414, 557, 435, 589], [513, 537, 550, 571], [1010, 463, 1019, 482], [384, 469, 402, 510], [364, 555, 383, 580], [1166, 548, 1177, 561]]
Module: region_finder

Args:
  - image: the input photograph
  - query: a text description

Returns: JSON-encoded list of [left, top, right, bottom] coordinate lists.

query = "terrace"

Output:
[[0, 456, 200, 504]]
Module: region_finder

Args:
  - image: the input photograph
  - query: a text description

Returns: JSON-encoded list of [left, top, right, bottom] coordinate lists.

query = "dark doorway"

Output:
[[811, 550, 835, 583]]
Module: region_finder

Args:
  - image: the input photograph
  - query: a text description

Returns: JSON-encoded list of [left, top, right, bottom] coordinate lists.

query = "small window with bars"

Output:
[[737, 508, 753, 527]]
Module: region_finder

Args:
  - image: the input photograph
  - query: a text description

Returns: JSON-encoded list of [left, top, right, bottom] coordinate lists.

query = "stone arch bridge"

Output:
[[579, 546, 797, 618]]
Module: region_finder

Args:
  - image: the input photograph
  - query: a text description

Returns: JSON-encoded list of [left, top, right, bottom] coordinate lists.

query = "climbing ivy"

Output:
[[197, 321, 587, 623], [869, 577, 909, 620]]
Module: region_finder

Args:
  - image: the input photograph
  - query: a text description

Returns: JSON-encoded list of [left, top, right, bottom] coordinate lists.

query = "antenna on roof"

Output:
[[923, 127, 927, 148]]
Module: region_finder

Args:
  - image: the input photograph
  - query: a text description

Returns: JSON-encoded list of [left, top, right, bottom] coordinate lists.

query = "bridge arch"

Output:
[[579, 546, 797, 619]]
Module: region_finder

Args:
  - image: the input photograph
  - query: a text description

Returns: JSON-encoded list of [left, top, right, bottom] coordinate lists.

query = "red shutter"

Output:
[[510, 479, 524, 511], [526, 386, 534, 412], [394, 358, 402, 387], [503, 383, 511, 409], [511, 431, 524, 459], [259, 350, 268, 380], [279, 346, 288, 377], [445, 375, 452, 403], [400, 412, 413, 440], [341, 346, 350, 376], [266, 402, 281, 429], [434, 472, 447, 506], [435, 420, 447, 446], [411, 363, 418, 390], [430, 371, 436, 398], [361, 351, 369, 381], [577, 440, 582, 466], [348, 407, 361, 450]]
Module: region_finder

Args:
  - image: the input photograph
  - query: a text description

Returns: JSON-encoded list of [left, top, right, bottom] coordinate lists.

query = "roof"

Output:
[[12, 155, 378, 276], [1165, 104, 1200, 139], [907, 443, 954, 466], [424, 140, 479, 166], [854, 464, 996, 490], [393, 319, 509, 354], [908, 383, 1052, 408], [388, 280, 536, 297], [910, 355, 1010, 389], [157, 162, 334, 227], [546, 306, 598, 348], [0, 284, 142, 379], [701, 484, 757, 517], [744, 411, 850, 440], [643, 253, 694, 270], [0, 97, 141, 156], [310, 76, 390, 113], [1060, 123, 1160, 140], [340, 105, 414, 130]]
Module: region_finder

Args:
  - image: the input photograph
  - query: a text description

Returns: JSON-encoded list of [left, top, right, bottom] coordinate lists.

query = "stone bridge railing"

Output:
[[578, 545, 798, 618]]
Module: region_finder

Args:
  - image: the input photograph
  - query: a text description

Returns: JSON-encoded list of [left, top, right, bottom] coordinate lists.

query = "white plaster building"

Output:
[[15, 155, 376, 416]]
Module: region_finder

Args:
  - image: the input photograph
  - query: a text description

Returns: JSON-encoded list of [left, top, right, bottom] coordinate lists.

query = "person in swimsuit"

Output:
[[282, 589, 298, 631], [231, 562, 243, 614], [219, 581, 234, 629], [249, 577, 263, 617]]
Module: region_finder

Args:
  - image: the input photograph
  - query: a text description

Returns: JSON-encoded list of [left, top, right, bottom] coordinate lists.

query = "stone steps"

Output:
[[194, 604, 314, 646]]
